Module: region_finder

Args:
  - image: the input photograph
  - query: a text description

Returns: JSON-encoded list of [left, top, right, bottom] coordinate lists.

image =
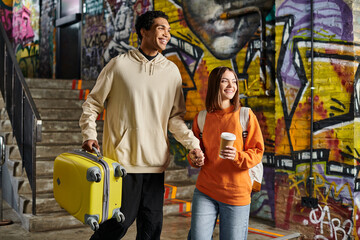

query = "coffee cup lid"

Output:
[[221, 132, 236, 140]]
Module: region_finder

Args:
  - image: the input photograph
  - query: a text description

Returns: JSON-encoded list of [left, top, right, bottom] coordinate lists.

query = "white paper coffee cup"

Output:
[[219, 132, 236, 158]]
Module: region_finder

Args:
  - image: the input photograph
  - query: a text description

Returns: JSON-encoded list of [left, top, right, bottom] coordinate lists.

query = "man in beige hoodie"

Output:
[[80, 10, 204, 240]]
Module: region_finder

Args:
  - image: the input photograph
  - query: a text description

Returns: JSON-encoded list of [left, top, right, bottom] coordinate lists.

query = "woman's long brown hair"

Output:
[[205, 66, 240, 113]]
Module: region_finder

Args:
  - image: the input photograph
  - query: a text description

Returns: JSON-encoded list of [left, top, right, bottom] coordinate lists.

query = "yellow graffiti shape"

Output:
[[289, 167, 354, 207], [2, 0, 13, 8], [314, 180, 353, 206]]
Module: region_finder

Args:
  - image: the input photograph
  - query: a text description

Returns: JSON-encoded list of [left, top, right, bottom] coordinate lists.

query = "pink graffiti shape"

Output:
[[12, 6, 34, 44]]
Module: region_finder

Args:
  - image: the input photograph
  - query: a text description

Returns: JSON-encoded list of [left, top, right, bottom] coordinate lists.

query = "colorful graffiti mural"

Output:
[[1, 0, 40, 77], [2, 0, 353, 237], [275, 0, 359, 238]]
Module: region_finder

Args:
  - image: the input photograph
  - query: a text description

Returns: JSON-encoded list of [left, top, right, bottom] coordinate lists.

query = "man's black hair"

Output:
[[135, 11, 169, 41]]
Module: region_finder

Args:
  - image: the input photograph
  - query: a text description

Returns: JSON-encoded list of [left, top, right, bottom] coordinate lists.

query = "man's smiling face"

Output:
[[141, 17, 171, 55]]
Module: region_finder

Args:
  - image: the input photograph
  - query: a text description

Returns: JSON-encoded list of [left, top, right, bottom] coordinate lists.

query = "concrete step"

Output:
[[0, 120, 12, 131], [6, 144, 73, 160], [41, 120, 103, 132], [0, 108, 9, 120], [23, 194, 193, 217], [164, 198, 192, 216], [25, 78, 95, 90], [22, 196, 192, 232], [22, 212, 86, 232], [21, 193, 63, 214], [29, 89, 88, 100], [40, 132, 103, 145], [36, 145, 83, 159], [34, 99, 85, 109], [8, 145, 21, 160], [2, 131, 17, 144], [8, 143, 105, 161], [18, 177, 53, 195], [38, 108, 105, 121], [36, 160, 55, 177], [6, 159, 22, 177], [0, 95, 4, 107], [164, 180, 196, 200], [38, 108, 82, 121]]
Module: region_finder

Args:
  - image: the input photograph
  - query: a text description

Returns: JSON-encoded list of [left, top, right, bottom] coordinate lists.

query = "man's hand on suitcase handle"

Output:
[[82, 139, 100, 153]]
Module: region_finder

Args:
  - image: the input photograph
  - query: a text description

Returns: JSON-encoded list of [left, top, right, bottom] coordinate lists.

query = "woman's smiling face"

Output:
[[219, 70, 237, 103]]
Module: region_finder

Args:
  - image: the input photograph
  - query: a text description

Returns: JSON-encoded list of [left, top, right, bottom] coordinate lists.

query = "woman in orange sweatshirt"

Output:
[[188, 66, 264, 239]]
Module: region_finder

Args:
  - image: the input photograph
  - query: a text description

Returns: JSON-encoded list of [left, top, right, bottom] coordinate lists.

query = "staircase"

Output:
[[0, 78, 197, 232]]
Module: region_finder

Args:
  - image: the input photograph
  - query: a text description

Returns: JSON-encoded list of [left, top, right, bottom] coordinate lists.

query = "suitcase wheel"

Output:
[[87, 167, 102, 182], [114, 165, 127, 178], [86, 217, 99, 231], [114, 210, 125, 223], [121, 168, 127, 178]]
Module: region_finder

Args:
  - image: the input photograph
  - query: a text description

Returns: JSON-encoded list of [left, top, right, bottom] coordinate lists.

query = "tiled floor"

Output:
[[0, 202, 299, 240]]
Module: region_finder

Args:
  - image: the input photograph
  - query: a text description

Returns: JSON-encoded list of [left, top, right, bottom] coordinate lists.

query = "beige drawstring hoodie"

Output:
[[79, 49, 200, 173]]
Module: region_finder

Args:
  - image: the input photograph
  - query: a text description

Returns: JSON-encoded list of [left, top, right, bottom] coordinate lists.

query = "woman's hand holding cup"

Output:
[[220, 146, 237, 160], [219, 132, 236, 159]]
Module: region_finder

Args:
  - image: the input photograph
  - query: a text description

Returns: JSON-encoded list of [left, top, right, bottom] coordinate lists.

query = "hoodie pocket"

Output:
[[115, 128, 169, 167], [114, 128, 131, 160]]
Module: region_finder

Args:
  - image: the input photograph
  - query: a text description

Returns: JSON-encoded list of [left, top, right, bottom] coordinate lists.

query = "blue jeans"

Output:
[[188, 188, 250, 240]]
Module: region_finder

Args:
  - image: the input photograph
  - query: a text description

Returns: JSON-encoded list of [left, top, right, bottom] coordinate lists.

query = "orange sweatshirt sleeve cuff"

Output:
[[232, 151, 245, 168]]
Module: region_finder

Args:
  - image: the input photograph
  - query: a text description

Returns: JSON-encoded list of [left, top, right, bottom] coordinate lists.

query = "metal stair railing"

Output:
[[0, 21, 42, 215]]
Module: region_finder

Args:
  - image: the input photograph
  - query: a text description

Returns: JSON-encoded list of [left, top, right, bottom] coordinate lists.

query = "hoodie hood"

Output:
[[129, 49, 168, 75]]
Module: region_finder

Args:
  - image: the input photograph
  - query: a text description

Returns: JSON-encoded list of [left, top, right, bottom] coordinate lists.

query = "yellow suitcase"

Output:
[[53, 148, 126, 230]]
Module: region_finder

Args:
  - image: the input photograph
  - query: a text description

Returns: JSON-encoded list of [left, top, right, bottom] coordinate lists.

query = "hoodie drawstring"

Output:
[[142, 60, 147, 73], [150, 62, 154, 75], [141, 60, 155, 75], [130, 49, 166, 76]]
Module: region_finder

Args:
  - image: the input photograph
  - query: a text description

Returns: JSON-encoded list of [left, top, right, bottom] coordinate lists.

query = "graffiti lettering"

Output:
[[309, 205, 352, 240], [84, 33, 108, 48]]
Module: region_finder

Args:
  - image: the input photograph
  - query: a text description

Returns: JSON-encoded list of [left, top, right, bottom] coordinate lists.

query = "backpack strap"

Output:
[[198, 108, 249, 138], [239, 107, 250, 143], [197, 110, 207, 135]]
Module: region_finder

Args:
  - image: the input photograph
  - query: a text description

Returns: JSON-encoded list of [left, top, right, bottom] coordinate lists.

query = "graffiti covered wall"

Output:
[[39, 0, 56, 78], [80, 0, 359, 238], [0, 0, 40, 78], [275, 0, 360, 238], [1, 0, 356, 237]]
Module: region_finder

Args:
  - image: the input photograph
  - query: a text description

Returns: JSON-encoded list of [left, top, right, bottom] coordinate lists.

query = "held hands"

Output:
[[189, 148, 205, 167], [220, 146, 237, 160], [82, 140, 100, 153]]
